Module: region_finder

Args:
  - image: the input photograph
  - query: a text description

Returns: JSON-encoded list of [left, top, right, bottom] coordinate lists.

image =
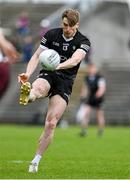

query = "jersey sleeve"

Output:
[[40, 29, 53, 49], [79, 37, 91, 54], [98, 77, 106, 88]]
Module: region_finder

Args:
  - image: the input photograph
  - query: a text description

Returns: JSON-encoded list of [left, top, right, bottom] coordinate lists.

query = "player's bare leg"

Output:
[[29, 95, 67, 173], [96, 108, 105, 136], [19, 78, 50, 105], [80, 105, 91, 136]]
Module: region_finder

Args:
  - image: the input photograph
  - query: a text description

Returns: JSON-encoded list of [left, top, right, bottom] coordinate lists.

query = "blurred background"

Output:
[[0, 0, 130, 126]]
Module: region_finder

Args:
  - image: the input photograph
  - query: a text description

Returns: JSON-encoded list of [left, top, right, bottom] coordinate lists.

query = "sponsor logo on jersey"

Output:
[[60, 56, 67, 62], [53, 42, 59, 46], [80, 44, 90, 51]]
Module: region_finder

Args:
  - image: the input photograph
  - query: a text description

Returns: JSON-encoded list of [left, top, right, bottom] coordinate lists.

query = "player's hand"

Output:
[[1, 39, 19, 63], [95, 92, 102, 98], [55, 64, 61, 70], [18, 73, 29, 84]]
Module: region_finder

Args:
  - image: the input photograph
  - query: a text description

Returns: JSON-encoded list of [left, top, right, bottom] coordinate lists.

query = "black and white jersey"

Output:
[[84, 73, 106, 97], [40, 28, 91, 80]]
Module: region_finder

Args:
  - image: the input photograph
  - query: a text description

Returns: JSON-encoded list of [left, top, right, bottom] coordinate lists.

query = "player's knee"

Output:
[[36, 86, 43, 94], [47, 121, 56, 129], [32, 83, 46, 97], [46, 114, 59, 130]]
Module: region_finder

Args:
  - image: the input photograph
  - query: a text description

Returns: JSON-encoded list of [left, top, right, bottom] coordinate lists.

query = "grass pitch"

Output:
[[0, 124, 130, 179]]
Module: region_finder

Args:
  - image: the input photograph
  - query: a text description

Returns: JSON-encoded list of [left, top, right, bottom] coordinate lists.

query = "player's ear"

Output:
[[76, 22, 79, 29]]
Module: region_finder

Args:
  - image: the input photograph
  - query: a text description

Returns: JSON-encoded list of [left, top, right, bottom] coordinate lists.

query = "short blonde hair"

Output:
[[62, 9, 80, 27]]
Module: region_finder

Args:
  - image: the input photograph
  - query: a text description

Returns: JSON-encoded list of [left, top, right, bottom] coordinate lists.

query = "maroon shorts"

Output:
[[0, 62, 10, 99]]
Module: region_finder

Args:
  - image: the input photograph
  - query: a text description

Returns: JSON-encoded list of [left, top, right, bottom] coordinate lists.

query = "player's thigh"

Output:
[[46, 95, 67, 123], [32, 78, 51, 96]]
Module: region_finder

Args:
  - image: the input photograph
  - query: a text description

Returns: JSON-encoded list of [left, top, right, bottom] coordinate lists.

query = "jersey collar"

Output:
[[62, 34, 73, 42]]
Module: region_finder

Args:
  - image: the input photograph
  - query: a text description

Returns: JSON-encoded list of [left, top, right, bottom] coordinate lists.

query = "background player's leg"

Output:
[[96, 108, 105, 136], [80, 105, 91, 136]]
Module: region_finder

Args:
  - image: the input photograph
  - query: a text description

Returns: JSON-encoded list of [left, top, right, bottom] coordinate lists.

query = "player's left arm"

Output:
[[56, 49, 86, 70], [96, 78, 106, 98]]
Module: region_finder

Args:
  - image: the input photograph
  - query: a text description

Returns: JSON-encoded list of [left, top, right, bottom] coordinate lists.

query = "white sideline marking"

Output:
[[8, 160, 30, 163]]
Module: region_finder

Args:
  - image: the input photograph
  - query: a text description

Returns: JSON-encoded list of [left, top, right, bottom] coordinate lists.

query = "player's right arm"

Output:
[[95, 77, 106, 98], [18, 47, 43, 83], [18, 29, 52, 83]]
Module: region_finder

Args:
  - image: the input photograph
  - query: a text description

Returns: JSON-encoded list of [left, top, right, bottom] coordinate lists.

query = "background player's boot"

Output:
[[28, 163, 38, 173], [19, 82, 31, 105], [97, 129, 104, 137], [79, 129, 87, 137]]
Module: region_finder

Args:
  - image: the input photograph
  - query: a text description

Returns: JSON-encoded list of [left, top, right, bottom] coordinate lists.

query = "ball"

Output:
[[39, 49, 60, 71]]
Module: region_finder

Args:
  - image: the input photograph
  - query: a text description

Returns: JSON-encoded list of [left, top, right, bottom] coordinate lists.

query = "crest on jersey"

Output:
[[73, 46, 76, 50]]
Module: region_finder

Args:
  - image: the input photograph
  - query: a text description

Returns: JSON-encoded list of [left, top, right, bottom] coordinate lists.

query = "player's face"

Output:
[[87, 65, 97, 75], [62, 17, 79, 38]]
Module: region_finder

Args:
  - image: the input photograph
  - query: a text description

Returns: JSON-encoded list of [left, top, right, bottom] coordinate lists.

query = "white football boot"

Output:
[[28, 163, 38, 173]]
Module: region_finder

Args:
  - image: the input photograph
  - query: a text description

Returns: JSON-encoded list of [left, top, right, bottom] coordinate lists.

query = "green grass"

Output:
[[0, 124, 130, 179]]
